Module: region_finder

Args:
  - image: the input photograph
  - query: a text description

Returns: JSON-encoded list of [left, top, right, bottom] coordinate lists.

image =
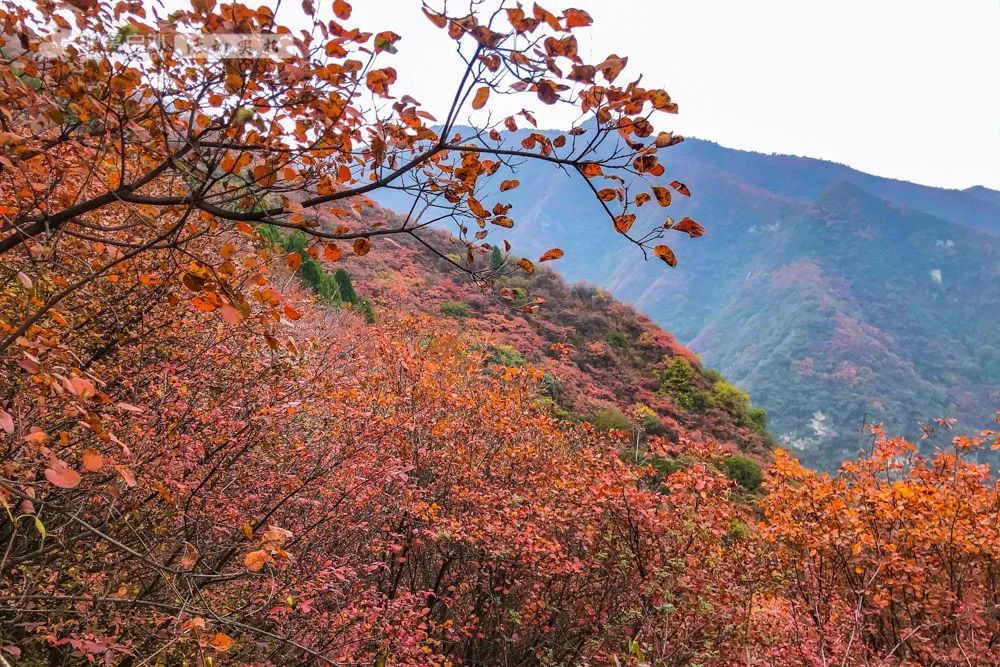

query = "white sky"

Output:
[[345, 0, 999, 190]]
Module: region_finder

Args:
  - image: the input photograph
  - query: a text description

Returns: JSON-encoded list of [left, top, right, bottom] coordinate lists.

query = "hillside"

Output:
[[332, 215, 774, 457], [377, 136, 1000, 470]]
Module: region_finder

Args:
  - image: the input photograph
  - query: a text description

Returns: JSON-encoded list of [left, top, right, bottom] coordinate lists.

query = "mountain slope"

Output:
[[375, 137, 998, 469], [336, 222, 774, 456]]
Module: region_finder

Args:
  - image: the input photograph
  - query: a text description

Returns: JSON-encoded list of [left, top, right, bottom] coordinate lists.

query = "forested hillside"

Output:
[[378, 135, 999, 469], [342, 219, 773, 455]]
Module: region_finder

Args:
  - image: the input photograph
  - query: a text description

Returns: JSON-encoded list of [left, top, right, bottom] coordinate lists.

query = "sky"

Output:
[[344, 0, 999, 191]]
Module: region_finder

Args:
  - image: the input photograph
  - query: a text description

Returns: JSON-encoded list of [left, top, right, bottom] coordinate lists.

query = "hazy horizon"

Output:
[[343, 0, 999, 191]]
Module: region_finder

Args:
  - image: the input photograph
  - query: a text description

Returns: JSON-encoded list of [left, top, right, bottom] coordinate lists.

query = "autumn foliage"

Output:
[[0, 0, 997, 664]]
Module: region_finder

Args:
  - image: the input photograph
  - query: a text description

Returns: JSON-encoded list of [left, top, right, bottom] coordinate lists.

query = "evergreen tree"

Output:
[[334, 268, 358, 304], [489, 245, 504, 271]]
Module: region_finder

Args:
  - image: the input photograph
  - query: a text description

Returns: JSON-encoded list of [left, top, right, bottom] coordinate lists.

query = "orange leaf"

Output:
[[653, 244, 677, 267], [471, 86, 490, 110], [353, 238, 371, 256], [244, 549, 272, 571], [284, 304, 301, 321], [468, 197, 489, 218], [211, 633, 234, 653], [539, 248, 563, 262], [499, 179, 519, 192], [324, 243, 342, 262], [580, 163, 602, 178], [24, 431, 47, 445], [286, 252, 302, 271], [220, 305, 243, 325], [614, 214, 635, 235], [115, 465, 137, 487], [82, 449, 103, 472], [517, 258, 534, 274], [652, 186, 672, 207], [672, 216, 705, 238], [45, 466, 81, 489], [669, 180, 691, 196], [180, 541, 199, 569], [563, 8, 593, 28], [655, 131, 683, 148], [332, 0, 350, 19], [422, 7, 447, 28]]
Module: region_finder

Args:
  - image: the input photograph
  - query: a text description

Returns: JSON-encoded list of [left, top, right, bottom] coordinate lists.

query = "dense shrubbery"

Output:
[[1, 1, 995, 662], [439, 300, 470, 318], [721, 454, 764, 492], [656, 356, 768, 433], [593, 406, 631, 432], [2, 215, 996, 664]]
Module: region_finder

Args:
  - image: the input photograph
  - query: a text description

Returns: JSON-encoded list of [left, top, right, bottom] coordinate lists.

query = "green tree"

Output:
[[334, 268, 358, 304], [489, 245, 504, 271], [721, 455, 764, 493]]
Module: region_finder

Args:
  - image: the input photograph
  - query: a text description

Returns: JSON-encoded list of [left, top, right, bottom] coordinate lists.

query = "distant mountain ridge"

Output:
[[376, 135, 999, 470], [662, 139, 1000, 236]]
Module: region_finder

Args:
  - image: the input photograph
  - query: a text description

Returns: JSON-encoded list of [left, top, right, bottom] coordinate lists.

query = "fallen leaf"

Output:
[[45, 466, 81, 489], [82, 449, 103, 472]]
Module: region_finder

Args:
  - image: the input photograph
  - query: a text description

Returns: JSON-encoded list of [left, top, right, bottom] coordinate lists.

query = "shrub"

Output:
[[357, 298, 376, 324], [593, 406, 630, 432], [649, 454, 693, 476], [484, 343, 524, 367], [605, 329, 628, 350], [439, 300, 469, 318], [721, 455, 764, 493], [713, 381, 768, 433], [726, 518, 750, 542], [748, 407, 767, 433], [540, 370, 562, 398], [642, 414, 671, 437], [654, 356, 714, 411]]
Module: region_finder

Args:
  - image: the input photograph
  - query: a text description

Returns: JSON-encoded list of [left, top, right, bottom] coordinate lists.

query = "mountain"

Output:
[[376, 138, 999, 470]]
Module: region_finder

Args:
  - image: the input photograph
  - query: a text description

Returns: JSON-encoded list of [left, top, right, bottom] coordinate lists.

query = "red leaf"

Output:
[[45, 466, 81, 489], [115, 465, 137, 487], [220, 305, 243, 325]]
